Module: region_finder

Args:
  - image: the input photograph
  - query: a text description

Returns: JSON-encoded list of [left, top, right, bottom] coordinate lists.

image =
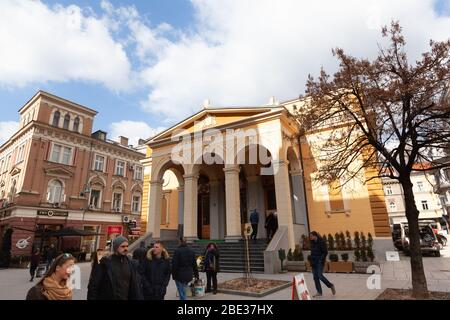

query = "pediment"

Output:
[[151, 107, 280, 143], [10, 167, 21, 176], [44, 166, 74, 177]]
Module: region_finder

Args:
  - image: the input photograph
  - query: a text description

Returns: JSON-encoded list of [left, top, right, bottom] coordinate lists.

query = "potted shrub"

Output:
[[286, 245, 306, 271], [306, 254, 312, 272], [278, 248, 287, 273], [327, 234, 335, 251], [345, 231, 352, 250], [328, 253, 353, 273], [287, 249, 293, 262]]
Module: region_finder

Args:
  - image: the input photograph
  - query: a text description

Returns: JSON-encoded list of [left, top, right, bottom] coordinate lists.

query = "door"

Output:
[[198, 194, 210, 239]]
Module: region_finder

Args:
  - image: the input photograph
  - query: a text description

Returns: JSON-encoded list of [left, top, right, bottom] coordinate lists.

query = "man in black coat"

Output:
[[87, 236, 143, 300], [144, 241, 171, 300], [309, 231, 336, 298], [172, 238, 199, 300]]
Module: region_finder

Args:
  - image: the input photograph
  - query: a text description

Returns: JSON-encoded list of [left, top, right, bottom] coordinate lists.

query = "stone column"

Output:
[[183, 174, 199, 242], [177, 185, 184, 239], [209, 180, 221, 240], [247, 175, 266, 239], [273, 160, 296, 249], [224, 166, 242, 242], [146, 179, 163, 239]]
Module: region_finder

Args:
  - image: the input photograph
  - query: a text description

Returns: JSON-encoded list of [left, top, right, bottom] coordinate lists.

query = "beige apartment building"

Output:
[[382, 168, 444, 225], [0, 91, 145, 257]]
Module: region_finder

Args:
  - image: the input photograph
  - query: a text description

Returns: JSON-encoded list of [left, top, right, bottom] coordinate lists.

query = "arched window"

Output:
[[52, 111, 60, 127], [73, 117, 80, 132], [63, 114, 70, 130], [47, 180, 63, 204]]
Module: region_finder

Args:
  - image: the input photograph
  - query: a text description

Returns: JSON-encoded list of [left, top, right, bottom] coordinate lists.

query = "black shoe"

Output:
[[205, 289, 212, 293], [213, 291, 217, 295]]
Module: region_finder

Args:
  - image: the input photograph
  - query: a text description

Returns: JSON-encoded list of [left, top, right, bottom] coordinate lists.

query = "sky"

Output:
[[0, 0, 449, 146]]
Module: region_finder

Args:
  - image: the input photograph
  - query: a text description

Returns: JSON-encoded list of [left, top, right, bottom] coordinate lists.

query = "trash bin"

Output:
[[193, 278, 205, 297]]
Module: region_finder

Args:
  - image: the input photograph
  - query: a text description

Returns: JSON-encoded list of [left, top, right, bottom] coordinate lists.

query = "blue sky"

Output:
[[0, 0, 449, 145]]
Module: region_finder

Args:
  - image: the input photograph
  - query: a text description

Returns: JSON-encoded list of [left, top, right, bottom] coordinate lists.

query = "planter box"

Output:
[[353, 261, 380, 273], [286, 261, 306, 272], [328, 261, 353, 273], [305, 261, 329, 272]]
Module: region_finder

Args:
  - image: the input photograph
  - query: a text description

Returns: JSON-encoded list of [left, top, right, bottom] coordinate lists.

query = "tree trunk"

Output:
[[401, 177, 429, 299]]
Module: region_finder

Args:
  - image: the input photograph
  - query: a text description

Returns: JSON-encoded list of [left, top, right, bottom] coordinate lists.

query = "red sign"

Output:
[[107, 226, 123, 235]]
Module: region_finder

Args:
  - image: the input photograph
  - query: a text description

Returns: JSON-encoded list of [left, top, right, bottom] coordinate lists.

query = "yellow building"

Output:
[[139, 98, 392, 256]]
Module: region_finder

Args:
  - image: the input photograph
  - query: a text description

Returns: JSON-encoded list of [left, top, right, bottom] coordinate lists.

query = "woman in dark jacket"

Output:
[[202, 243, 219, 294], [144, 241, 171, 300]]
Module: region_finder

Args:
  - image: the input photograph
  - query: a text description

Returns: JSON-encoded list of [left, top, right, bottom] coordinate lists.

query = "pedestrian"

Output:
[[46, 244, 57, 270], [249, 209, 259, 240], [172, 238, 199, 300], [309, 231, 336, 297], [87, 236, 143, 300], [202, 243, 219, 294], [26, 253, 76, 300], [144, 241, 171, 300], [29, 248, 41, 282], [89, 248, 103, 282]]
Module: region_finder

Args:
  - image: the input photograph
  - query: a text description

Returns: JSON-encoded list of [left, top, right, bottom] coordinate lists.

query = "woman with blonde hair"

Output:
[[144, 241, 171, 300], [26, 253, 76, 300]]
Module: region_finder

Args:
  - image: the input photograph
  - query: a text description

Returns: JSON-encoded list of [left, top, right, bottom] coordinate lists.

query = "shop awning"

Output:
[[45, 227, 103, 238]]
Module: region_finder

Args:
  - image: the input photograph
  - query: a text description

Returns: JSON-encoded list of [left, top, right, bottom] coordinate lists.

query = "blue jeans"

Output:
[[175, 280, 188, 300], [312, 261, 333, 294]]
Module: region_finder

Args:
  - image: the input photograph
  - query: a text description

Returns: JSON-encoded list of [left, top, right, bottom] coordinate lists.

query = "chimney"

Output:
[[119, 136, 129, 146]]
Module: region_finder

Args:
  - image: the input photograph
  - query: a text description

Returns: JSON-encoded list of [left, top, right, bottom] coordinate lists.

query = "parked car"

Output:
[[392, 223, 403, 250], [402, 223, 441, 257]]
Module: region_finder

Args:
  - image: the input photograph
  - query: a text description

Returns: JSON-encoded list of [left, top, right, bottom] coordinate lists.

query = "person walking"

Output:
[[172, 238, 199, 300], [309, 231, 336, 298], [144, 241, 171, 300], [29, 248, 41, 282], [46, 244, 57, 270], [26, 253, 76, 300], [249, 209, 259, 240], [87, 236, 143, 300], [202, 243, 219, 294], [265, 212, 274, 242]]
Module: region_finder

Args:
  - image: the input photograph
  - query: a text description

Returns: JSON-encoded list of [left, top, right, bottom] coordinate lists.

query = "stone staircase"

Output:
[[162, 239, 267, 273]]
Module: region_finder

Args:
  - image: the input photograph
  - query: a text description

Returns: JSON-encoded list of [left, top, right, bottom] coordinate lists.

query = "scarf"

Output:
[[42, 274, 72, 300]]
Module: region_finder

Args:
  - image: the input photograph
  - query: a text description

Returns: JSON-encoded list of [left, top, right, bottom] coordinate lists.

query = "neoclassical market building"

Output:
[[139, 98, 393, 253]]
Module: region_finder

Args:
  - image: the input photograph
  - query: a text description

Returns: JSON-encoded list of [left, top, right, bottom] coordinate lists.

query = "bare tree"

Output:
[[295, 21, 450, 298]]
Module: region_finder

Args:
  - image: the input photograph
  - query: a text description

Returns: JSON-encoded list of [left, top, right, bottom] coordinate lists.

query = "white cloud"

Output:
[[0, 0, 132, 91], [109, 121, 165, 146], [136, 0, 450, 122], [0, 121, 19, 145]]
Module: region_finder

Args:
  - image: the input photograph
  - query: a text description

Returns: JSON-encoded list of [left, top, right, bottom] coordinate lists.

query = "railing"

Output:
[[128, 231, 153, 253], [263, 225, 288, 274]]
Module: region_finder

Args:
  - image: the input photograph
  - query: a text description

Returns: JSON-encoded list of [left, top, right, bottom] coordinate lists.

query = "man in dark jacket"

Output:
[[87, 236, 143, 300], [309, 231, 336, 297], [249, 209, 259, 240], [172, 238, 199, 300], [144, 241, 171, 300]]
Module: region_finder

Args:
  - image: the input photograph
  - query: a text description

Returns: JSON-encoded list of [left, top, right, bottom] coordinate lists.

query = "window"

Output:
[[113, 192, 123, 212], [328, 179, 344, 211], [417, 181, 424, 191], [94, 155, 105, 172], [63, 114, 70, 130], [132, 195, 141, 213], [47, 180, 63, 204], [421, 200, 429, 210], [89, 189, 101, 209], [115, 160, 125, 176], [16, 145, 25, 164], [50, 144, 72, 165], [73, 117, 80, 133], [134, 166, 143, 180], [385, 185, 393, 195], [389, 201, 396, 210], [52, 111, 60, 127]]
